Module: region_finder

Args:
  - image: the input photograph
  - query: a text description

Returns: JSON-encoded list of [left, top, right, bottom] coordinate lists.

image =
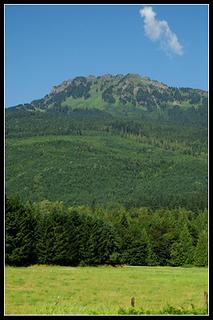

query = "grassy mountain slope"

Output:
[[6, 74, 208, 211]]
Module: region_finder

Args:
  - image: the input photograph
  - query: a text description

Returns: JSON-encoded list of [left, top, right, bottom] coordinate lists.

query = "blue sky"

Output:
[[5, 4, 208, 107]]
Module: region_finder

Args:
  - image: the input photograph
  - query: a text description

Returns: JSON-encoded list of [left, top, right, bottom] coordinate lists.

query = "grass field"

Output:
[[5, 265, 208, 315]]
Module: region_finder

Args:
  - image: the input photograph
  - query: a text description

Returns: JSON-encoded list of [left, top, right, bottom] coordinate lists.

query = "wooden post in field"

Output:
[[131, 297, 135, 307], [204, 291, 208, 306]]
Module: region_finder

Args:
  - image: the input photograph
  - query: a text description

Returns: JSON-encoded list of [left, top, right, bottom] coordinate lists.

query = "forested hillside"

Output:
[[5, 74, 208, 267], [6, 74, 208, 212]]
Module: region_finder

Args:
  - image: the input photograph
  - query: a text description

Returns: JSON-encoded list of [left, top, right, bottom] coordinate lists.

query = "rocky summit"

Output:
[[11, 74, 207, 117]]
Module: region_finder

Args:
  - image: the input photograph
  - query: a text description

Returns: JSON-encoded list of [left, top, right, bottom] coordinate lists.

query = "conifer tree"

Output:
[[170, 223, 195, 266], [194, 229, 208, 266], [5, 196, 37, 266], [124, 227, 156, 266]]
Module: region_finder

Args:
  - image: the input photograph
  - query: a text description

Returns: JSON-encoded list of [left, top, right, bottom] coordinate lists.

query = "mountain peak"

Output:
[[11, 74, 207, 114]]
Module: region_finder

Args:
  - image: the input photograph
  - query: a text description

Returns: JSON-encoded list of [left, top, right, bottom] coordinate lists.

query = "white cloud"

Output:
[[139, 6, 183, 56]]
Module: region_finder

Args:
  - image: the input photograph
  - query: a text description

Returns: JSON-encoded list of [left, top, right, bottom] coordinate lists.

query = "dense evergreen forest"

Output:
[[6, 196, 208, 267], [6, 109, 207, 212], [5, 74, 208, 267]]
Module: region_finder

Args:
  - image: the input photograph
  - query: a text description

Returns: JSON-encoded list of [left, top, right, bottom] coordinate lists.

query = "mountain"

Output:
[[5, 74, 208, 211], [10, 73, 207, 116]]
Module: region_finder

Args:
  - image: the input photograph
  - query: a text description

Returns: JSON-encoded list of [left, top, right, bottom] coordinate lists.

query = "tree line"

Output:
[[5, 196, 208, 268]]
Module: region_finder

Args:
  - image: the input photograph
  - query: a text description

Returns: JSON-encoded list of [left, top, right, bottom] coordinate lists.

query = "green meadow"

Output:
[[5, 265, 208, 315]]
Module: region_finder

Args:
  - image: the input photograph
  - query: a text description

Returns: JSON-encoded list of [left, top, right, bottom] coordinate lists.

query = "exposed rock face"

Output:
[[51, 80, 72, 94]]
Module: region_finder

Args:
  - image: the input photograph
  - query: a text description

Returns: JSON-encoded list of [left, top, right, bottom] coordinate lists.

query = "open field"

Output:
[[5, 265, 208, 315]]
